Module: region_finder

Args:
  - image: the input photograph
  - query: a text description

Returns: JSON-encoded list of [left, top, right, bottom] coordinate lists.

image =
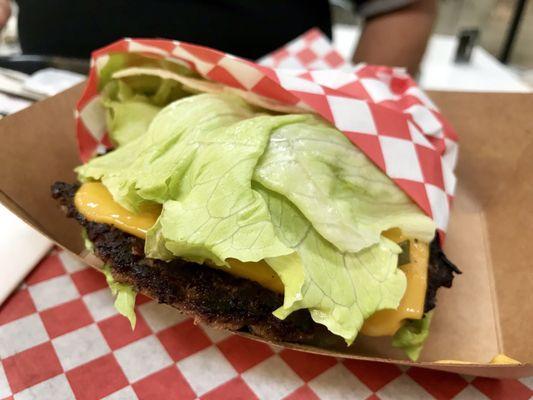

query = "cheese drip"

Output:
[[75, 182, 161, 238], [361, 228, 428, 336], [75, 182, 429, 334], [74, 182, 284, 292]]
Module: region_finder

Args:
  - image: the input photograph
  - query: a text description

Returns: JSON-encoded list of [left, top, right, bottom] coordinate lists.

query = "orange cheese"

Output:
[[360, 228, 428, 336], [75, 182, 161, 238], [224, 258, 284, 293], [74, 182, 284, 292], [75, 183, 429, 329]]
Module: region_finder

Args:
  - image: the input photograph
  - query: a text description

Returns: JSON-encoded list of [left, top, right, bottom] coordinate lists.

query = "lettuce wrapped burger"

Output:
[[52, 55, 459, 360]]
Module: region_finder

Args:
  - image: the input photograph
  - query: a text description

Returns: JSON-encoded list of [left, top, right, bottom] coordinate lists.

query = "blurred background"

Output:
[[331, 0, 533, 88], [0, 0, 530, 109]]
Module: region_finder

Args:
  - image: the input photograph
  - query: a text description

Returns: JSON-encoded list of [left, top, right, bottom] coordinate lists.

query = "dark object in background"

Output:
[[499, 0, 528, 64], [17, 0, 332, 61], [0, 55, 89, 75], [454, 28, 479, 63]]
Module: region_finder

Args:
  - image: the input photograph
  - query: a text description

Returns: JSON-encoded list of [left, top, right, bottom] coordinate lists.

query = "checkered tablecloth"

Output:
[[1, 248, 532, 400]]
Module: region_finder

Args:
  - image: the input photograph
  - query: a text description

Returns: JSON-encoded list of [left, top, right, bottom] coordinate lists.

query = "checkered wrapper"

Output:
[[76, 28, 458, 236]]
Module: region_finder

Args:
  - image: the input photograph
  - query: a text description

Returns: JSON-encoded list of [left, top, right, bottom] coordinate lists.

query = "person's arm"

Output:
[[0, 0, 10, 31], [352, 0, 437, 76]]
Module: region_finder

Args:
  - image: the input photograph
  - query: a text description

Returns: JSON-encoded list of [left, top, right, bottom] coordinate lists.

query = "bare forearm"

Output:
[[0, 0, 10, 30], [352, 0, 437, 75]]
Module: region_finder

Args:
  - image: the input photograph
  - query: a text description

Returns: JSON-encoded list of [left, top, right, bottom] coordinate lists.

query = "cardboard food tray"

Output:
[[0, 83, 532, 378]]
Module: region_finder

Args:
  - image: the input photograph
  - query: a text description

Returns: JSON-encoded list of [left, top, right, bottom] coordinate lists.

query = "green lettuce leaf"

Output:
[[77, 86, 435, 343], [97, 52, 202, 147], [147, 112, 307, 264], [81, 228, 94, 252], [103, 96, 161, 146], [260, 186, 406, 344], [254, 117, 435, 252], [392, 312, 433, 361], [78, 93, 256, 210], [101, 266, 137, 329], [101, 77, 190, 146], [78, 93, 302, 264]]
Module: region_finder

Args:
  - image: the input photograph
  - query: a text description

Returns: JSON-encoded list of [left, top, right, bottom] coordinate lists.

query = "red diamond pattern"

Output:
[[66, 354, 128, 400], [344, 131, 386, 171], [98, 312, 151, 350], [157, 319, 211, 362], [293, 90, 334, 122], [179, 42, 225, 64], [2, 342, 62, 393], [415, 145, 445, 189], [284, 385, 320, 400], [472, 378, 533, 400], [70, 267, 108, 295], [207, 65, 247, 90], [324, 50, 345, 67], [218, 336, 274, 373], [296, 48, 316, 64], [77, 118, 100, 163], [1, 246, 531, 400], [40, 299, 93, 339], [201, 377, 258, 400], [132, 366, 195, 400], [251, 76, 299, 105], [0, 289, 36, 326], [407, 367, 468, 400], [135, 293, 152, 305], [371, 105, 412, 140], [279, 349, 337, 382], [25, 254, 64, 285], [344, 359, 402, 392]]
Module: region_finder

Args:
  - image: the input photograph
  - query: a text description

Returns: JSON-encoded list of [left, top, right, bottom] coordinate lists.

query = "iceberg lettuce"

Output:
[[254, 117, 436, 252], [260, 186, 406, 344], [393, 312, 433, 360], [101, 77, 190, 146], [77, 88, 436, 343], [101, 265, 137, 329]]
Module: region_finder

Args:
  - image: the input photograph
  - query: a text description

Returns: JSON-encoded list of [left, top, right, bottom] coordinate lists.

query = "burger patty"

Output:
[[51, 181, 460, 343]]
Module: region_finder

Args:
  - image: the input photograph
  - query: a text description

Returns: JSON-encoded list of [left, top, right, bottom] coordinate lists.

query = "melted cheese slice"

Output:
[[360, 228, 428, 336], [74, 182, 284, 293], [75, 183, 428, 330], [75, 182, 161, 238]]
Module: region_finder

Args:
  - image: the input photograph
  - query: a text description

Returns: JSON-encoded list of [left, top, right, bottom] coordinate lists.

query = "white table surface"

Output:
[[0, 204, 52, 304], [333, 24, 530, 92]]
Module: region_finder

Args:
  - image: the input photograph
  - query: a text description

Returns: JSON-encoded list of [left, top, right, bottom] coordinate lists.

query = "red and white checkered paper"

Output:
[[77, 29, 458, 236], [2, 248, 532, 400]]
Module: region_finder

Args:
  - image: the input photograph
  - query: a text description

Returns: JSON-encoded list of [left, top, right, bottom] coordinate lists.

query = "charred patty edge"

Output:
[[51, 181, 460, 343], [51, 181, 321, 343]]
